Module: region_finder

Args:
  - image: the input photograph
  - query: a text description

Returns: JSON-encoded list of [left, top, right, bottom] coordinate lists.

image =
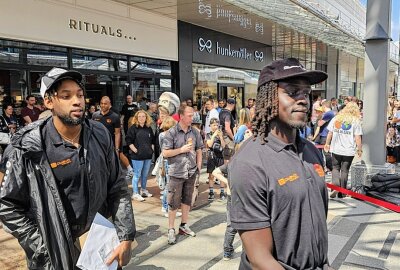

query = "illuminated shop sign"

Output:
[[198, 37, 264, 62]]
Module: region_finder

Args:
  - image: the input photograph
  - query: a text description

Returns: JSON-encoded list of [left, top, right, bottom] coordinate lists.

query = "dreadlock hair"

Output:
[[252, 81, 279, 144]]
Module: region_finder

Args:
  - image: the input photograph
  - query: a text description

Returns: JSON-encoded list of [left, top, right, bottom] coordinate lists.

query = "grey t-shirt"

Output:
[[228, 133, 329, 270], [162, 124, 204, 179]]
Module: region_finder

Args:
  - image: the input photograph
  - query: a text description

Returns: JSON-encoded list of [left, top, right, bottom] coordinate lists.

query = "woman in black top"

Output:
[[126, 110, 155, 201], [0, 104, 20, 152]]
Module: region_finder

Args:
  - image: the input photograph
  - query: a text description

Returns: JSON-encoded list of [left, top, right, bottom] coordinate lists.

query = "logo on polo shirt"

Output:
[[313, 164, 325, 177], [106, 118, 112, 123], [50, 159, 72, 169], [278, 173, 299, 186]]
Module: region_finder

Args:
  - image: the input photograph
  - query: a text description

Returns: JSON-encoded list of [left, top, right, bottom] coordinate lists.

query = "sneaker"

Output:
[[132, 193, 145, 201], [163, 211, 182, 218], [214, 179, 221, 185], [167, 228, 176, 245], [223, 252, 233, 261], [330, 191, 338, 199], [220, 191, 226, 201], [125, 170, 133, 180], [208, 192, 215, 201], [141, 189, 153, 198], [179, 224, 196, 237], [161, 207, 167, 213]]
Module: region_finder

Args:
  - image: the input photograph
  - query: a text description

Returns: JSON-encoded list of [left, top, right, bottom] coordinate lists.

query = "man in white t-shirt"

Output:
[[324, 111, 363, 198], [204, 99, 219, 135]]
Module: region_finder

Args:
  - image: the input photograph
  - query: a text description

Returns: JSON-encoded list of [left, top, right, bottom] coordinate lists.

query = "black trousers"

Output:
[[331, 153, 354, 190]]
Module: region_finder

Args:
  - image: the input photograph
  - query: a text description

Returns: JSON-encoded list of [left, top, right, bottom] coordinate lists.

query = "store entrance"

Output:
[[218, 83, 244, 112]]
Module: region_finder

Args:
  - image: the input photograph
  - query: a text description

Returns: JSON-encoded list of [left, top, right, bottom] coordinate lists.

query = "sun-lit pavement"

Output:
[[1, 170, 400, 270]]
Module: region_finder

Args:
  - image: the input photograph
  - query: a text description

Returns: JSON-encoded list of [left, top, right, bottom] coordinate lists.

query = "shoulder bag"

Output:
[[0, 116, 11, 145]]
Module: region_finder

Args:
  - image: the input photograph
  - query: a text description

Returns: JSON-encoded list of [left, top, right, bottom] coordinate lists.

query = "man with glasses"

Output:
[[0, 68, 135, 269], [229, 58, 332, 270]]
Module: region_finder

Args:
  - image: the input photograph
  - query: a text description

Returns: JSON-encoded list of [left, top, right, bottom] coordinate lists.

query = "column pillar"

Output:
[[363, 0, 392, 165]]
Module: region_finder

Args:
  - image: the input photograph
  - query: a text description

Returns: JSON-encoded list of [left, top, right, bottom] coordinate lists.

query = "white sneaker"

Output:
[[131, 193, 145, 201], [161, 207, 167, 213], [163, 211, 182, 218], [141, 189, 153, 198]]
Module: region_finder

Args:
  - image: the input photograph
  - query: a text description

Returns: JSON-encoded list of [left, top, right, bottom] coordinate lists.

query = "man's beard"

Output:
[[287, 120, 307, 129], [57, 112, 84, 126]]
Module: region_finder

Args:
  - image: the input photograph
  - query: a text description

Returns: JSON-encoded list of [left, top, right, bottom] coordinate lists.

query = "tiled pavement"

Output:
[[1, 171, 400, 270]]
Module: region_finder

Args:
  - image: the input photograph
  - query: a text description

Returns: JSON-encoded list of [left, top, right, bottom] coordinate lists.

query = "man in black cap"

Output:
[[229, 58, 333, 269], [0, 67, 136, 269]]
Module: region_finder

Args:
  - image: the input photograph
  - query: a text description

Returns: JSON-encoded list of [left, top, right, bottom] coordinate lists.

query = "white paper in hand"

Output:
[[76, 213, 120, 270]]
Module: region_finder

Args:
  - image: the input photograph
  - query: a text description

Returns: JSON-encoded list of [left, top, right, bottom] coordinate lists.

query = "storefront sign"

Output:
[[0, 0, 178, 60], [190, 24, 270, 70], [198, 0, 264, 35]]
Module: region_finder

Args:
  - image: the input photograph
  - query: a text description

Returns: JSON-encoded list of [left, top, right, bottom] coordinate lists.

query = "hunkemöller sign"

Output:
[[198, 37, 264, 62]]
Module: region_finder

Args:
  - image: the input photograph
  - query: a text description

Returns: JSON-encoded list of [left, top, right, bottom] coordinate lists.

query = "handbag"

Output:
[[0, 116, 12, 145], [0, 132, 10, 145]]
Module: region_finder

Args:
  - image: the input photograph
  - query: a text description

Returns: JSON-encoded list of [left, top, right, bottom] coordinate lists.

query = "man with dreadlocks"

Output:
[[228, 58, 332, 270]]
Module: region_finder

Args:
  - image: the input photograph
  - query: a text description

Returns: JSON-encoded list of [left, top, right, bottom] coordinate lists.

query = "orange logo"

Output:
[[50, 159, 72, 169], [313, 164, 325, 177], [106, 119, 112, 123], [278, 173, 299, 186]]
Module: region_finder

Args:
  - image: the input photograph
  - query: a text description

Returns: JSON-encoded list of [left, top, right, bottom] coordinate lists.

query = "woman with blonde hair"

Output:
[[324, 102, 363, 198], [234, 108, 251, 144], [126, 110, 155, 201]]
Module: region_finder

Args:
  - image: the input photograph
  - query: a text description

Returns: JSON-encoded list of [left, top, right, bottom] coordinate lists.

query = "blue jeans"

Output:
[[131, 159, 152, 194], [162, 160, 169, 210]]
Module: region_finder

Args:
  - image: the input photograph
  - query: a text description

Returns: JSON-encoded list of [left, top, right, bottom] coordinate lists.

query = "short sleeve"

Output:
[[228, 158, 271, 231], [195, 129, 204, 150], [322, 111, 334, 121], [327, 116, 335, 132], [114, 115, 121, 128], [162, 129, 174, 150], [353, 120, 363, 136], [219, 111, 228, 125], [210, 109, 219, 121]]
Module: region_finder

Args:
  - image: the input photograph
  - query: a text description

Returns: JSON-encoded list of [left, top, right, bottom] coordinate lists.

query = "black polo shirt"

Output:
[[229, 133, 329, 270], [92, 110, 120, 143], [42, 120, 88, 238]]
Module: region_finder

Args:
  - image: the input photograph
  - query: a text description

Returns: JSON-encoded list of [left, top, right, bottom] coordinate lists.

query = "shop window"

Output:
[[27, 43, 68, 67], [83, 74, 128, 112], [72, 49, 127, 71], [131, 57, 171, 76], [0, 40, 21, 64], [192, 63, 259, 111]]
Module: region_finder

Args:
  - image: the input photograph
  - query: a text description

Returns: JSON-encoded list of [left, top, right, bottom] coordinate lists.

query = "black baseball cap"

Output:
[[227, 98, 236, 105], [40, 67, 83, 98], [258, 58, 328, 88]]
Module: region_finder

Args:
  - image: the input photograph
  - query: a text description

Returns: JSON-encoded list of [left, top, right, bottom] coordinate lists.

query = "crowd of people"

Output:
[[0, 59, 370, 270]]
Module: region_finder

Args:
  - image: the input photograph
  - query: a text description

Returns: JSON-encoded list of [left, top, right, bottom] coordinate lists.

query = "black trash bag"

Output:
[[369, 173, 400, 192]]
